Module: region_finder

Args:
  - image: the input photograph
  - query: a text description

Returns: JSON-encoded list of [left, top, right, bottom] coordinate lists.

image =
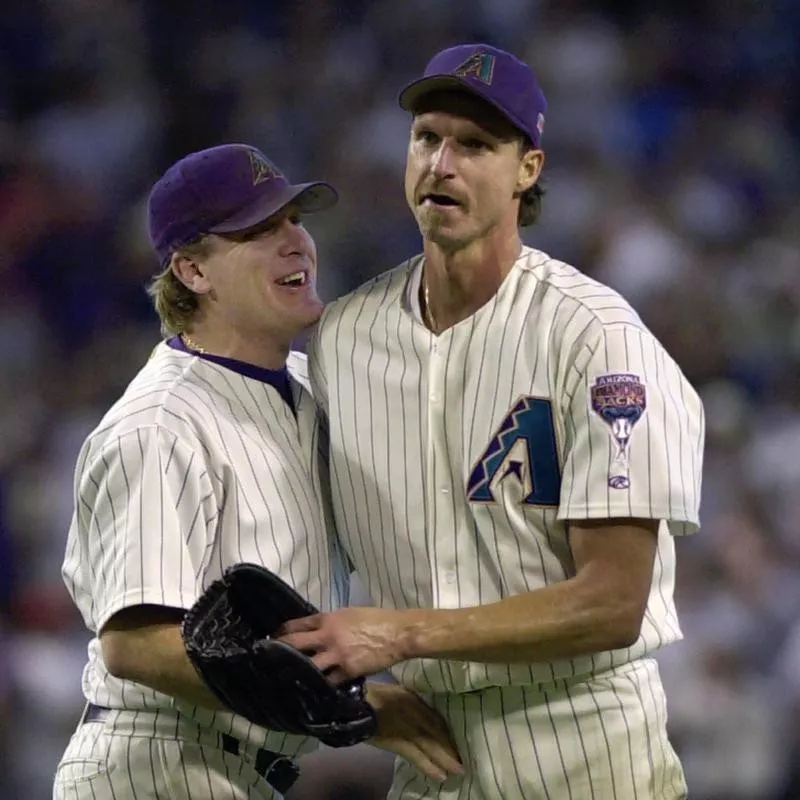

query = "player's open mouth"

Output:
[[276, 270, 308, 287], [421, 193, 461, 208]]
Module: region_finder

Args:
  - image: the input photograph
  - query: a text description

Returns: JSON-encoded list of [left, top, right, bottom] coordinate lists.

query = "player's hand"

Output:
[[277, 606, 414, 681], [365, 682, 464, 782]]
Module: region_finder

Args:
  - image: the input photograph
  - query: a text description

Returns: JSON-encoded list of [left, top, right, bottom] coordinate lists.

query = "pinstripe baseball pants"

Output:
[[53, 712, 283, 799], [389, 657, 687, 800]]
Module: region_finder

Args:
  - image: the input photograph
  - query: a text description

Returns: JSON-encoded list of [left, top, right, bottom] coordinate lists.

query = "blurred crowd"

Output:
[[1, 0, 799, 797]]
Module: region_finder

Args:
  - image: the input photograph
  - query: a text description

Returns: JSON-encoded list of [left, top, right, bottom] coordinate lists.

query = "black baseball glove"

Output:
[[181, 563, 377, 748]]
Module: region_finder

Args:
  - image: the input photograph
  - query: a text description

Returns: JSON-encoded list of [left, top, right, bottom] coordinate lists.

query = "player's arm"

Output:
[[103, 595, 463, 782], [393, 321, 696, 663], [387, 516, 658, 664], [280, 517, 658, 676], [100, 605, 224, 709], [77, 425, 222, 706]]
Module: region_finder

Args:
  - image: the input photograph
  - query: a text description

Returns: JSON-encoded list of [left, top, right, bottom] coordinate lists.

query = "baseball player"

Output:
[[54, 144, 462, 799], [282, 45, 705, 799]]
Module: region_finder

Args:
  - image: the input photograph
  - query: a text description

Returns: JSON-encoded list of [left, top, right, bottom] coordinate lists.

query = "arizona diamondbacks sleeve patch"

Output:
[[589, 372, 647, 490], [559, 325, 703, 534]]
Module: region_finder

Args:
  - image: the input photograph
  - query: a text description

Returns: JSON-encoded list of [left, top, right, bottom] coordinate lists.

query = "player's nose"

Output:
[[430, 141, 457, 179], [276, 219, 314, 258]]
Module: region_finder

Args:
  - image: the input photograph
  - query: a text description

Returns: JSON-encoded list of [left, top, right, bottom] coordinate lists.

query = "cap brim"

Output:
[[399, 75, 496, 112], [207, 181, 338, 234], [399, 76, 532, 142]]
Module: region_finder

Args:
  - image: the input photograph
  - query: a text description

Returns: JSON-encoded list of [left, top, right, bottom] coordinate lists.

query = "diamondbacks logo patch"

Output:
[[454, 52, 496, 85], [248, 149, 281, 185], [467, 396, 560, 506], [590, 373, 646, 489]]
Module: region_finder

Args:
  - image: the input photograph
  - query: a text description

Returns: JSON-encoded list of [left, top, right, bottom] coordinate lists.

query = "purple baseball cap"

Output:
[[398, 44, 547, 148], [147, 144, 338, 266]]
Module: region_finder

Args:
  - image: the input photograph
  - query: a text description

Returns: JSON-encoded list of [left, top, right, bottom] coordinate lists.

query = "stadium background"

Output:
[[1, 0, 799, 797]]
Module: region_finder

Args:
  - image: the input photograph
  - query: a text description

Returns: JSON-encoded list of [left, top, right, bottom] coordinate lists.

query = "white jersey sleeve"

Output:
[[65, 424, 216, 634], [558, 323, 705, 535]]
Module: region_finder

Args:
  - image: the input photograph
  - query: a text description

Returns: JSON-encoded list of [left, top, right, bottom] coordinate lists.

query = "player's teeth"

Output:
[[278, 272, 306, 286]]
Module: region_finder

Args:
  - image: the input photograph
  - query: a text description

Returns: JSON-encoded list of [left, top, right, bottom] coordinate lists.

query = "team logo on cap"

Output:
[[248, 148, 281, 185], [454, 51, 496, 85], [536, 112, 545, 137]]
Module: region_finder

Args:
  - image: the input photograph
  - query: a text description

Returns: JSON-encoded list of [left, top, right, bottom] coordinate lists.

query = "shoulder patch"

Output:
[[590, 373, 646, 489]]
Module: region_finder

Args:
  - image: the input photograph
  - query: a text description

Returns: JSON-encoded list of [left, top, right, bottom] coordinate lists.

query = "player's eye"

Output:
[[463, 138, 490, 151], [416, 129, 440, 146], [227, 221, 274, 242], [249, 221, 279, 239], [236, 210, 304, 241]]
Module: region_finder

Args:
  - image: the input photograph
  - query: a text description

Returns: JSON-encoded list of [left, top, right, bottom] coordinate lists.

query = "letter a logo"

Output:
[[454, 51, 496, 85], [248, 149, 281, 185], [467, 396, 560, 506]]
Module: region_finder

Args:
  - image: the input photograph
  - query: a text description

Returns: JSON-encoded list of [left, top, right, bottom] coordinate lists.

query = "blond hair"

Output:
[[146, 238, 211, 336]]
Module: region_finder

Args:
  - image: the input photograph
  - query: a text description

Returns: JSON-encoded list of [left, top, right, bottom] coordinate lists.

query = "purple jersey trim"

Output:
[[167, 336, 295, 413]]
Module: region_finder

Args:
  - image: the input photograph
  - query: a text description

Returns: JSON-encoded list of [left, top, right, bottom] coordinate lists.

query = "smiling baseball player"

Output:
[[288, 45, 705, 800], [54, 144, 462, 800]]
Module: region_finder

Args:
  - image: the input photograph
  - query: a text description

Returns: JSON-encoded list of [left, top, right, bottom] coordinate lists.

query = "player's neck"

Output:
[[422, 231, 522, 334], [181, 324, 291, 371]]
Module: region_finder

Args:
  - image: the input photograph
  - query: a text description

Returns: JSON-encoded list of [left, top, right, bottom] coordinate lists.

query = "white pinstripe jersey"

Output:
[[62, 341, 346, 756], [308, 246, 704, 695]]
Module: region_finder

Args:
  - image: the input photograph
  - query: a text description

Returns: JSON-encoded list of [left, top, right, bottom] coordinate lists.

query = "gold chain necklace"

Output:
[[181, 333, 206, 354]]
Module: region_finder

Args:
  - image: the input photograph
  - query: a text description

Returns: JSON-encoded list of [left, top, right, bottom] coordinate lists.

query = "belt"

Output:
[[80, 704, 299, 794]]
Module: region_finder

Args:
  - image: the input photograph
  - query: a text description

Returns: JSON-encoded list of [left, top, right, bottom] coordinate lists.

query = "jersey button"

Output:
[[440, 487, 450, 494], [444, 571, 457, 584]]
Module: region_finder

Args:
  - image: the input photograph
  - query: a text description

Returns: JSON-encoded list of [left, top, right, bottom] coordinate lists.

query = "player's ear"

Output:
[[171, 251, 213, 296], [516, 147, 544, 194]]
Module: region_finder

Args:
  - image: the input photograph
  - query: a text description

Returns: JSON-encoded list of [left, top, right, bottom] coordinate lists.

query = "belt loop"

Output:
[[219, 732, 299, 794], [257, 751, 301, 795], [220, 733, 239, 756]]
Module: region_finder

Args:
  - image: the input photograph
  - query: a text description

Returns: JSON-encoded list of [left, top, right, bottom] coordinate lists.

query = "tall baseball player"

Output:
[[282, 45, 705, 799], [54, 144, 462, 799]]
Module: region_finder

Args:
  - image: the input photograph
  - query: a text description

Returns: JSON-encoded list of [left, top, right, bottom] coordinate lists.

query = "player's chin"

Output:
[[417, 210, 466, 237], [281, 306, 324, 341], [420, 222, 471, 250], [295, 296, 325, 326], [272, 293, 324, 333]]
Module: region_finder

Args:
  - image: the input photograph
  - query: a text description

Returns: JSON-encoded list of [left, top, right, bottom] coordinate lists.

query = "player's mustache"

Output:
[[416, 181, 465, 206]]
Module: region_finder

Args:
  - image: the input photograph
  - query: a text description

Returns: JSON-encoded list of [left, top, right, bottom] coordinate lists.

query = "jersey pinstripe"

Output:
[[308, 246, 704, 695], [61, 341, 344, 759], [388, 658, 685, 800]]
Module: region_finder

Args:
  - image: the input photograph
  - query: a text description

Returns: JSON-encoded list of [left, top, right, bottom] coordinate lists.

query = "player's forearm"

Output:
[[101, 612, 225, 710], [120, 624, 225, 709], [398, 573, 641, 665]]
